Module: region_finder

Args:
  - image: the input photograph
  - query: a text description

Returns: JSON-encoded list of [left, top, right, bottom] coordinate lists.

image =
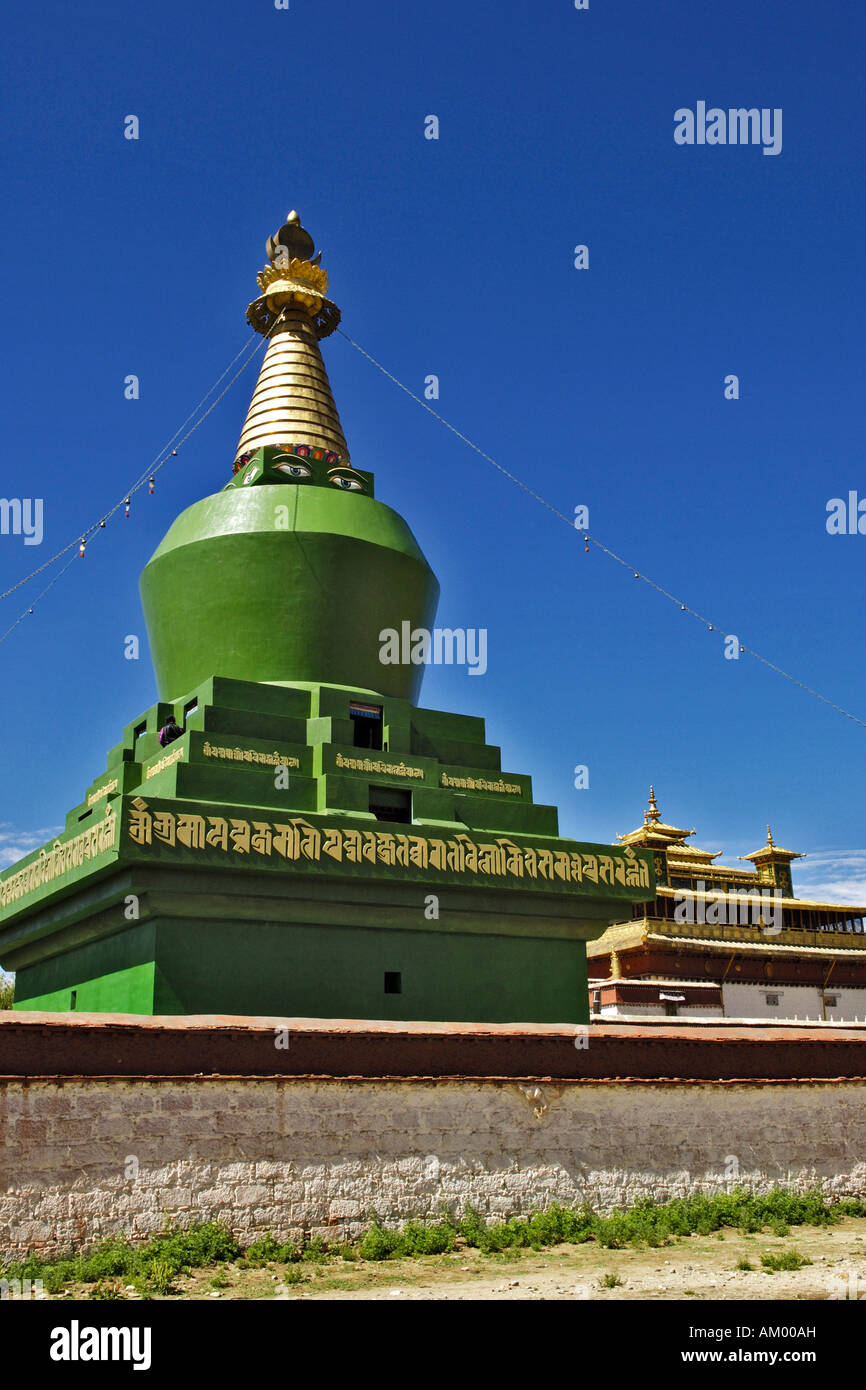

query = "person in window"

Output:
[[158, 714, 183, 748]]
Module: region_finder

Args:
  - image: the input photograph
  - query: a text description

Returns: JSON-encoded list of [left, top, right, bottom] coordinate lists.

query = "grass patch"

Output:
[[1, 1187, 852, 1297], [760, 1250, 812, 1273]]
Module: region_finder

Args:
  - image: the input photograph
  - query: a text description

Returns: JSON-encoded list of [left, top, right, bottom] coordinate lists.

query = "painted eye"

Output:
[[330, 475, 363, 491], [242, 466, 260, 485], [274, 462, 311, 478]]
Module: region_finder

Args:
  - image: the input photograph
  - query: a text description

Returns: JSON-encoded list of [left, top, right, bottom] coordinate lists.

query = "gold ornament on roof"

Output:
[[246, 210, 341, 339]]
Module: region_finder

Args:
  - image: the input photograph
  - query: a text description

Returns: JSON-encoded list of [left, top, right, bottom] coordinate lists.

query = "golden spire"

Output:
[[767, 825, 775, 846], [235, 211, 350, 465], [645, 785, 662, 824]]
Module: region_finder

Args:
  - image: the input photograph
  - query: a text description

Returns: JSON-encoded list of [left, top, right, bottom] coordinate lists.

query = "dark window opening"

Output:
[[184, 698, 198, 718], [369, 785, 411, 824], [70, 990, 78, 1010], [351, 702, 383, 749], [384, 972, 402, 995], [663, 1001, 678, 1017], [133, 721, 147, 741], [77, 809, 93, 822]]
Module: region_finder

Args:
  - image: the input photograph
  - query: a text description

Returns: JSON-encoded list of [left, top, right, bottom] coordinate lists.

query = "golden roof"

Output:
[[740, 825, 805, 864], [617, 788, 696, 847], [617, 794, 806, 874], [655, 886, 866, 912], [646, 932, 866, 960], [587, 908, 866, 959], [665, 845, 722, 863]]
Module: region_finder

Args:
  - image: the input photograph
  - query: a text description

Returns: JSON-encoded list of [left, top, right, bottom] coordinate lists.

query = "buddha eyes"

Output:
[[242, 466, 260, 485], [274, 462, 311, 478], [330, 475, 363, 491]]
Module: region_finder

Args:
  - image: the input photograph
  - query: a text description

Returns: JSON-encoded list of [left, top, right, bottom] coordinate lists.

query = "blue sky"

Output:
[[1, 0, 864, 903]]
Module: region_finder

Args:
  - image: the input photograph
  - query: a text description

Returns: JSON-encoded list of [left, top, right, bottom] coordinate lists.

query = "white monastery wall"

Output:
[[2, 1076, 865, 1259]]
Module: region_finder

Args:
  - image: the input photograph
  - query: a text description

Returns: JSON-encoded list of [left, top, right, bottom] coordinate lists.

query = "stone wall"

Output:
[[3, 1074, 866, 1260]]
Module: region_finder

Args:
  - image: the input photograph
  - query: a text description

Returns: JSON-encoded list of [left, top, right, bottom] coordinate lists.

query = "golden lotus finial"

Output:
[[266, 210, 317, 267], [250, 209, 339, 340], [646, 785, 661, 823]]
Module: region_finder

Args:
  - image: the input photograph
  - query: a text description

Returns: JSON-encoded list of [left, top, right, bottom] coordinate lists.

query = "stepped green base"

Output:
[[13, 880, 590, 1023], [0, 677, 653, 1024]]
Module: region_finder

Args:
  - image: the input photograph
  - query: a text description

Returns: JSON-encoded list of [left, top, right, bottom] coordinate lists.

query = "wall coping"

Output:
[[3, 1011, 866, 1081]]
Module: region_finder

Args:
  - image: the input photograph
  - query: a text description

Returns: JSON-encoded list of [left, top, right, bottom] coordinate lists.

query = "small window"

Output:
[[350, 702, 383, 750], [384, 972, 402, 995], [825, 995, 839, 1008], [369, 785, 411, 824], [133, 721, 147, 741], [70, 990, 78, 1010], [77, 808, 93, 822], [764, 993, 780, 1006], [184, 698, 198, 717]]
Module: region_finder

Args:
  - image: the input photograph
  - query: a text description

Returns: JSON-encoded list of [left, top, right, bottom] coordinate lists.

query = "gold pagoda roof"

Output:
[[616, 787, 698, 847], [617, 792, 806, 872], [740, 825, 805, 864], [586, 913, 866, 959]]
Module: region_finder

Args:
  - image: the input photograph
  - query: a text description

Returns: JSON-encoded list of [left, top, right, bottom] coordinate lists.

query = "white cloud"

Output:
[[792, 849, 866, 906], [0, 823, 63, 871]]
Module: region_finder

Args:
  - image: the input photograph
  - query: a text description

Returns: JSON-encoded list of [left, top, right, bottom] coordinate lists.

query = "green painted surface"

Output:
[[15, 963, 155, 1016], [152, 918, 585, 1023], [0, 673, 653, 1022], [15, 924, 156, 1015], [140, 484, 440, 703], [1, 422, 654, 1025]]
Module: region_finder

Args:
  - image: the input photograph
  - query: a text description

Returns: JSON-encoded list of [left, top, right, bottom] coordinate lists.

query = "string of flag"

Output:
[[336, 327, 866, 731], [0, 310, 288, 645]]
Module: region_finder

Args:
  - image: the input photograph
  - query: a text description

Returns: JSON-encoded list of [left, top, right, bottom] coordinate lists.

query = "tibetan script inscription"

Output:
[[126, 800, 650, 891], [203, 742, 301, 769], [145, 747, 185, 779], [87, 778, 119, 806], [0, 807, 119, 909], [335, 754, 424, 779], [440, 774, 522, 795]]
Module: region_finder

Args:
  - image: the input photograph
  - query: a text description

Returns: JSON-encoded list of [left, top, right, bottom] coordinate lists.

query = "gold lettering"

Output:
[[206, 817, 229, 851], [128, 800, 152, 847], [229, 819, 251, 853], [176, 813, 206, 850], [153, 811, 176, 847], [322, 828, 343, 862], [250, 822, 273, 855]]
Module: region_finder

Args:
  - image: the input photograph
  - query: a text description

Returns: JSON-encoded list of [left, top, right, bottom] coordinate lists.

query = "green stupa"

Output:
[[0, 212, 652, 1021]]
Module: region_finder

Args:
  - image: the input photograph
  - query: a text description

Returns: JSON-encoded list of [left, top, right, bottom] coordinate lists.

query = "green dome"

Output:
[[140, 483, 440, 702]]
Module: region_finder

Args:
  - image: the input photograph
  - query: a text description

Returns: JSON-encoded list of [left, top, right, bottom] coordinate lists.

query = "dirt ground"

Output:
[[51, 1216, 866, 1301]]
